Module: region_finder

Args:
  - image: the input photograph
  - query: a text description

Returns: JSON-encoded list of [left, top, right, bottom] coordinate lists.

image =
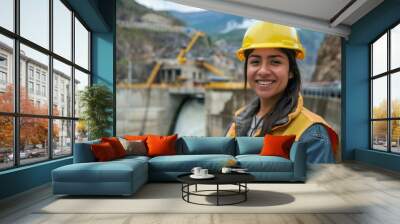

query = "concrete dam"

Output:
[[116, 86, 341, 138]]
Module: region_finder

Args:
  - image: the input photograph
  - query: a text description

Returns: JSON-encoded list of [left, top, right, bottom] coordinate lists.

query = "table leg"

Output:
[[245, 183, 247, 201], [195, 184, 197, 192], [217, 184, 219, 206], [181, 184, 183, 199], [187, 184, 190, 202]]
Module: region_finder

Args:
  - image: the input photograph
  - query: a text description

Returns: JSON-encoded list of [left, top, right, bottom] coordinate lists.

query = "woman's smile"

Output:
[[255, 79, 276, 88]]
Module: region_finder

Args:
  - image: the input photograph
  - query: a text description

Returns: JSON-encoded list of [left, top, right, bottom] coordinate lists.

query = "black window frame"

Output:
[[370, 20, 400, 154], [0, 0, 92, 171]]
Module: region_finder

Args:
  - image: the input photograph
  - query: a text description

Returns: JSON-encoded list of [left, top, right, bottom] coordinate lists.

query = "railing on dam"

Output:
[[168, 87, 205, 96], [301, 81, 341, 98]]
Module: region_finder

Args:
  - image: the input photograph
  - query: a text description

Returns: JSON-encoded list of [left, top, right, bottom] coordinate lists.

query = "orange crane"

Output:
[[176, 31, 205, 64], [145, 61, 163, 88], [176, 31, 226, 78], [195, 59, 224, 77]]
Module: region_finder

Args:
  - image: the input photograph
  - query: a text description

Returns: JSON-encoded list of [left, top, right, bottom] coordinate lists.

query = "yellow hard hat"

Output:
[[236, 21, 306, 61]]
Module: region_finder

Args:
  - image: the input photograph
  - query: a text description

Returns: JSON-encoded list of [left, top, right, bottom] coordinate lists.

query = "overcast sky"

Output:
[[135, 0, 205, 12]]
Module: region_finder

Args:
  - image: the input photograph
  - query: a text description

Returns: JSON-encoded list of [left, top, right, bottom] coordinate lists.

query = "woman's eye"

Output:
[[271, 60, 281, 65], [249, 60, 260, 65]]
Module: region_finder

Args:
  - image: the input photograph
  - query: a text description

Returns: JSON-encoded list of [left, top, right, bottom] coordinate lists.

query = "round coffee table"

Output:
[[177, 173, 255, 206]]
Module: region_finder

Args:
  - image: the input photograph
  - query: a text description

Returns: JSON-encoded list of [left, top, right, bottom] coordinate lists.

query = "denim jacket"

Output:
[[299, 124, 335, 163]]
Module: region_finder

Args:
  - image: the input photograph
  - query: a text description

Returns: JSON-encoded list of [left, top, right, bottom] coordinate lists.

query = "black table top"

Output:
[[177, 172, 255, 185]]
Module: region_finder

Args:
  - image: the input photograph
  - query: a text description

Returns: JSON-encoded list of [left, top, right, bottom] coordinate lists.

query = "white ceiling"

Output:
[[168, 0, 384, 37]]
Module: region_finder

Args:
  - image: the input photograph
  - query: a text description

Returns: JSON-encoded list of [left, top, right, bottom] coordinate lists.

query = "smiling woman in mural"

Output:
[[226, 21, 338, 163]]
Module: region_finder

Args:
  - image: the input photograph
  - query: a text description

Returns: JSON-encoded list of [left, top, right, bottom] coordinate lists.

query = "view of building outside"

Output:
[[0, 38, 74, 168], [0, 0, 90, 170], [371, 25, 400, 153], [116, 0, 341, 149]]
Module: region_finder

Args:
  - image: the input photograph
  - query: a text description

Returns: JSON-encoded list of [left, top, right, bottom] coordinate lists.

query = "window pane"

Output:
[[372, 33, 387, 76], [53, 59, 72, 117], [74, 69, 89, 118], [53, 119, 72, 158], [0, 35, 14, 112], [20, 117, 49, 165], [75, 120, 88, 143], [0, 116, 13, 170], [391, 72, 400, 118], [53, 0, 72, 60], [372, 76, 387, 119], [20, 0, 49, 49], [391, 120, 400, 153], [0, 0, 14, 31], [20, 44, 49, 115], [372, 121, 388, 151], [74, 18, 89, 70], [391, 24, 400, 70]]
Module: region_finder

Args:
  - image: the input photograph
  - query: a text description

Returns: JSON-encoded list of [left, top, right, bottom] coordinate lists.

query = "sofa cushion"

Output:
[[236, 155, 293, 172], [53, 159, 147, 183], [236, 137, 263, 155], [148, 154, 235, 172], [177, 137, 235, 155], [115, 155, 150, 163]]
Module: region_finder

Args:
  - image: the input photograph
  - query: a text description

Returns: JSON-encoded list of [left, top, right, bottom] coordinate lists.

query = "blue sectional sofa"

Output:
[[52, 137, 306, 196]]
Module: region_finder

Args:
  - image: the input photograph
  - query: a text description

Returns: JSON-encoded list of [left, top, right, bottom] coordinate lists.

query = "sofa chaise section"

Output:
[[52, 142, 149, 196]]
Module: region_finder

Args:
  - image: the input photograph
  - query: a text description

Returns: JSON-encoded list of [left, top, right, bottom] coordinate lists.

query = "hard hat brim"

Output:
[[236, 43, 306, 61]]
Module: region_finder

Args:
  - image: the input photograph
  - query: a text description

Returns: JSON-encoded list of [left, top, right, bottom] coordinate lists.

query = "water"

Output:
[[173, 98, 206, 136]]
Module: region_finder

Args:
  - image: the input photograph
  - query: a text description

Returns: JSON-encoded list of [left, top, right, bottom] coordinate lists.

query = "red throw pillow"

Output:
[[91, 142, 117, 161], [146, 134, 178, 157], [259, 134, 296, 159], [101, 137, 127, 158]]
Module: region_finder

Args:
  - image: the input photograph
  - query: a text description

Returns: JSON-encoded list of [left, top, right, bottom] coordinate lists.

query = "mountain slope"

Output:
[[169, 10, 243, 34], [116, 0, 210, 82]]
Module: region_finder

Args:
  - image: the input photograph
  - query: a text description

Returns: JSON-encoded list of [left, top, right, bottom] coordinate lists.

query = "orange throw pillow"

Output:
[[124, 135, 148, 141], [146, 134, 178, 157], [101, 137, 127, 158], [91, 142, 117, 161], [259, 134, 296, 159]]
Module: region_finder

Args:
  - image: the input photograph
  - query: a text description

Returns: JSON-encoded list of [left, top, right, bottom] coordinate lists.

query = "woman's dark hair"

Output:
[[243, 48, 302, 135]]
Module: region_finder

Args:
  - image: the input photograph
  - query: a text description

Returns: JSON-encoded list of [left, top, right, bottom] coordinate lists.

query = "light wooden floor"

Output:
[[1, 162, 400, 224]]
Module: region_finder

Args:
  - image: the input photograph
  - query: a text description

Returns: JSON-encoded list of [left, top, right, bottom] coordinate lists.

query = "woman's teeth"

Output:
[[256, 80, 274, 86]]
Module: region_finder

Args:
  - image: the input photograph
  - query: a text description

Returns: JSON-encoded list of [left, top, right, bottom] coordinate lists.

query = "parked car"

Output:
[[7, 150, 32, 161]]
